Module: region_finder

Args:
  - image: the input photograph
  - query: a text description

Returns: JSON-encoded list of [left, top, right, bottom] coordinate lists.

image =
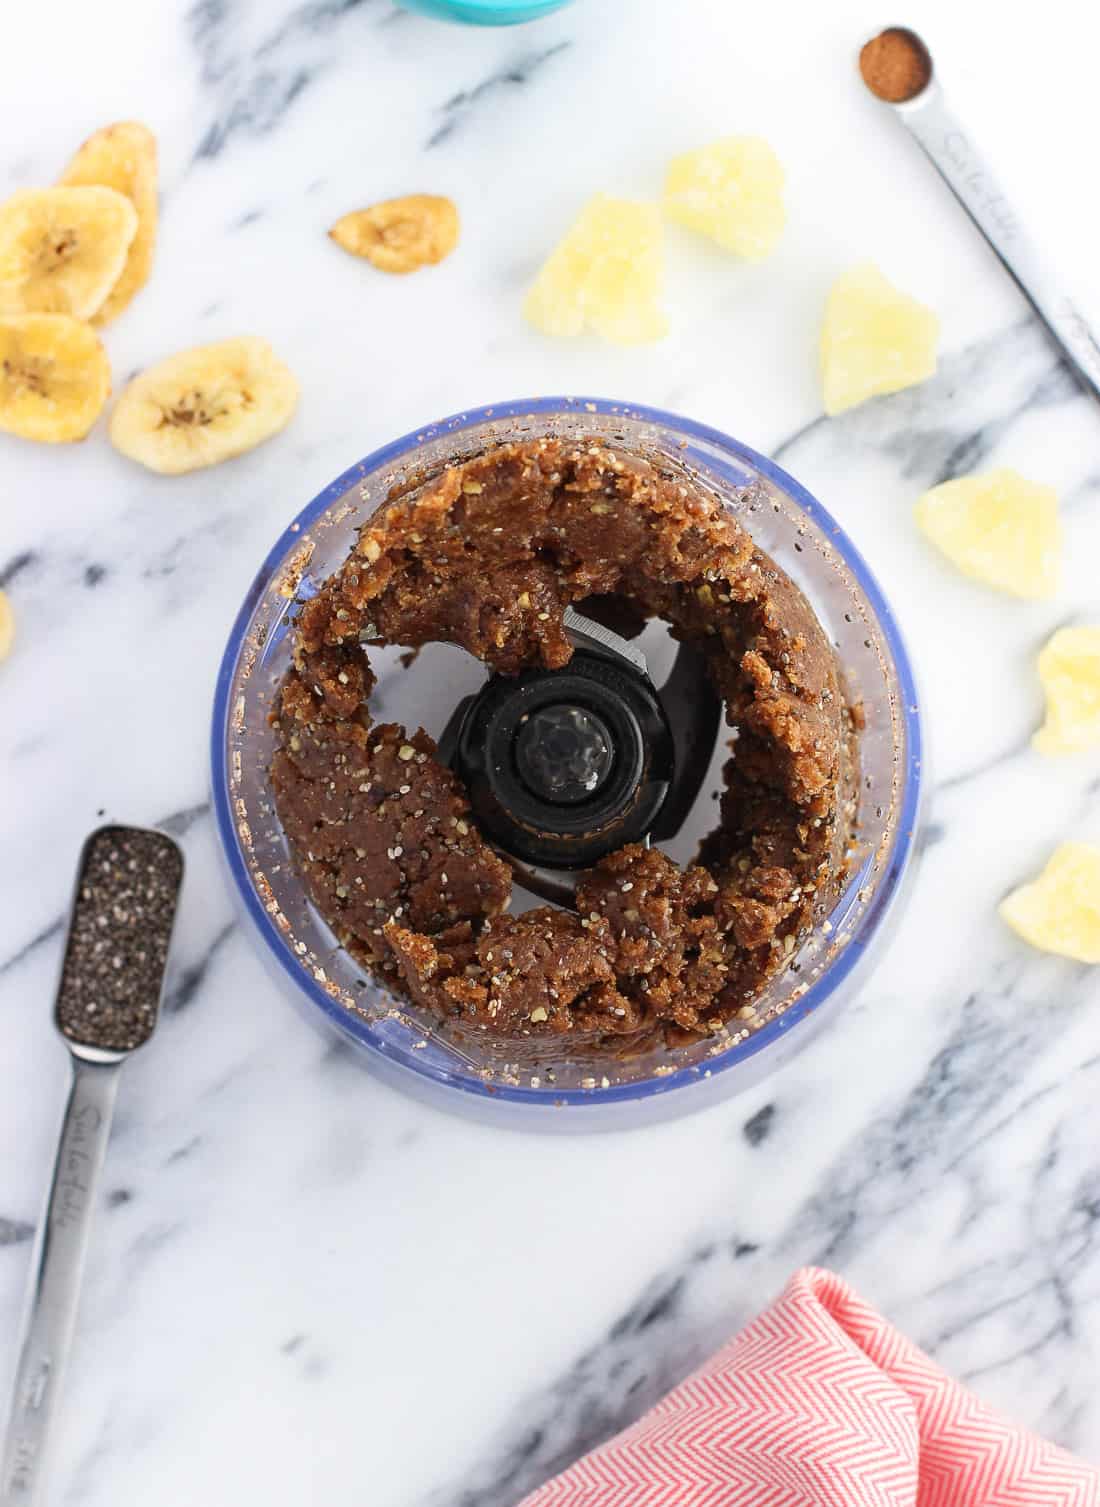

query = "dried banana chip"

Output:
[[914, 468, 1061, 600], [109, 336, 298, 475], [0, 314, 111, 443], [1000, 842, 1100, 963], [820, 262, 938, 415], [329, 195, 459, 274], [1033, 626, 1100, 755], [60, 121, 157, 325], [0, 186, 137, 320], [664, 136, 786, 260], [0, 590, 13, 662], [524, 195, 668, 345]]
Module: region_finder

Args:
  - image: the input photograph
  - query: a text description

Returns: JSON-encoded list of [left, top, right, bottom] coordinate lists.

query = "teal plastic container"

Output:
[[397, 0, 571, 21]]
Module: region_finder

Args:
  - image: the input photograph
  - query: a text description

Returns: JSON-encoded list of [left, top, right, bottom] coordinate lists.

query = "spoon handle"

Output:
[[898, 85, 1100, 402], [1, 1055, 122, 1507]]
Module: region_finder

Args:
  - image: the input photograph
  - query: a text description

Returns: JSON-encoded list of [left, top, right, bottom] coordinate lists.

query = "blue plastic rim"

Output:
[[396, 0, 571, 23], [212, 397, 924, 1115]]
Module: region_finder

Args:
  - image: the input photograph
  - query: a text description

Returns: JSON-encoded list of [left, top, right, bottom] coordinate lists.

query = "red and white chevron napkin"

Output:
[[520, 1266, 1099, 1507]]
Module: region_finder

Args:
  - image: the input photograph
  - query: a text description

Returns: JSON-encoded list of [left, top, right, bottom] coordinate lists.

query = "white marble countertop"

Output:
[[3, 1, 1100, 1502]]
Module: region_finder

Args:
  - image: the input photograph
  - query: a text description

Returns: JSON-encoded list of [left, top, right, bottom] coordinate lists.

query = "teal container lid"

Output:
[[396, 0, 571, 22]]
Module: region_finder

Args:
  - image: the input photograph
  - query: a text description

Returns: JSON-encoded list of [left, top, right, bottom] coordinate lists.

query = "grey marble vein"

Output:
[[786, 969, 1072, 1268], [122, 1220, 186, 1282], [1, 499, 254, 625], [162, 920, 236, 1014], [1065, 472, 1100, 511], [422, 956, 1100, 1507], [187, 0, 388, 160], [937, 739, 1027, 793], [164, 1134, 203, 1165], [742, 1102, 775, 1146], [916, 819, 947, 853], [255, 0, 379, 58], [0, 549, 37, 589], [427, 1240, 747, 1507], [0, 917, 63, 981], [774, 319, 1082, 482], [426, 41, 571, 148], [0, 1217, 33, 1247], [158, 800, 211, 837]]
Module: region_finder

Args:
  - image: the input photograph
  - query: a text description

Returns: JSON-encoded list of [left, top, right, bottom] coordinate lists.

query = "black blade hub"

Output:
[[437, 607, 722, 881]]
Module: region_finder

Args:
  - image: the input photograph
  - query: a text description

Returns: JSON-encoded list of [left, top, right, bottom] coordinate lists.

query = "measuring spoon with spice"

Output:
[[1, 825, 184, 1507], [858, 26, 1100, 405]]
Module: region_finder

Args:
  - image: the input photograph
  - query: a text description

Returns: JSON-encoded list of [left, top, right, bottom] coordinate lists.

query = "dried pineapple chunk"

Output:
[[914, 468, 1061, 599], [0, 314, 110, 443], [0, 590, 13, 662], [524, 194, 668, 345], [820, 262, 938, 415], [60, 122, 157, 325], [109, 336, 298, 475], [1000, 842, 1100, 963], [663, 136, 786, 260], [1033, 626, 1100, 755], [329, 195, 459, 274], [0, 186, 137, 320]]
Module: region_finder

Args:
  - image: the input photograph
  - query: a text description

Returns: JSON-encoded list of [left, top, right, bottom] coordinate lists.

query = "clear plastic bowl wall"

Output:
[[211, 398, 923, 1130]]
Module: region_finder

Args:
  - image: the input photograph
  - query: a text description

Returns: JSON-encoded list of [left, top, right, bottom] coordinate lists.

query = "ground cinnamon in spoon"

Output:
[[859, 27, 932, 104]]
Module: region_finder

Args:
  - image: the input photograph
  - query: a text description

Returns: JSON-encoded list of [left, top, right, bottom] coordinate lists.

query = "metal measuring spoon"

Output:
[[1, 826, 184, 1507], [858, 26, 1100, 405]]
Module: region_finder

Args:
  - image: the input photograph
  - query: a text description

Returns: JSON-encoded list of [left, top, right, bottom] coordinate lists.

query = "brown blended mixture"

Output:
[[270, 436, 857, 1054]]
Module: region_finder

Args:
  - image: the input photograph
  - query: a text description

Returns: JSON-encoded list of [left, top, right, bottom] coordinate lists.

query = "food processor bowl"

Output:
[[211, 398, 923, 1130]]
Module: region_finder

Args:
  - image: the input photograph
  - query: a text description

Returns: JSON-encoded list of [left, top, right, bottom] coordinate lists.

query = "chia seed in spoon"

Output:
[[55, 826, 184, 1052]]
